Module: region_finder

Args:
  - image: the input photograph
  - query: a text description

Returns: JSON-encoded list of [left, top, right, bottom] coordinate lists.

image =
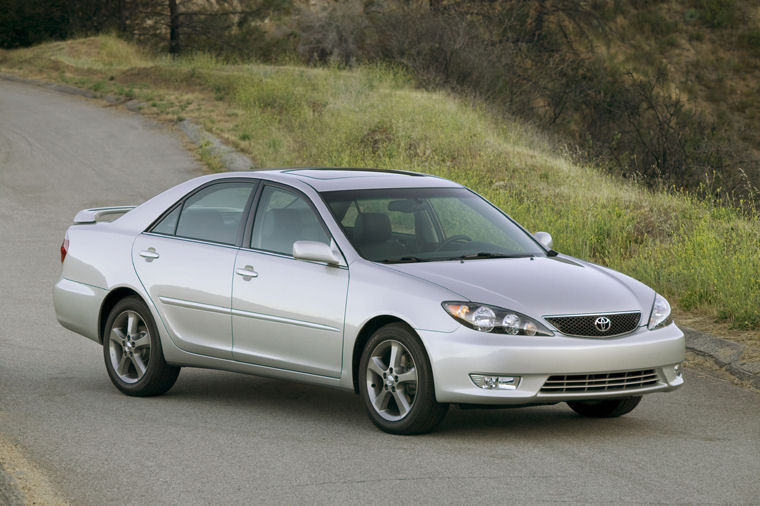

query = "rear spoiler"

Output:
[[73, 206, 136, 224]]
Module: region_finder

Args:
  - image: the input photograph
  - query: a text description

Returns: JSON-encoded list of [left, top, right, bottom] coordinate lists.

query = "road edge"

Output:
[[0, 436, 69, 505], [683, 327, 760, 388]]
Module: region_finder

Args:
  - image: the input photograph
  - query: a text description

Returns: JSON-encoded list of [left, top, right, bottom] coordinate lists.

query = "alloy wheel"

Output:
[[365, 339, 419, 421], [108, 310, 151, 384]]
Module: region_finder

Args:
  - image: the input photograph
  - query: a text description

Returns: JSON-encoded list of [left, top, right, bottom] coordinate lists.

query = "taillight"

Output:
[[60, 232, 69, 263]]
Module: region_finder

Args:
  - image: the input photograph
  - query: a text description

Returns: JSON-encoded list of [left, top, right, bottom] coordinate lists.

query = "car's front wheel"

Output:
[[359, 323, 448, 435], [103, 296, 180, 396], [567, 396, 642, 418]]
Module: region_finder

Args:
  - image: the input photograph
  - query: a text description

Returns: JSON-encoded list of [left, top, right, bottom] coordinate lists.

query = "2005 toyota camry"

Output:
[[54, 169, 684, 434]]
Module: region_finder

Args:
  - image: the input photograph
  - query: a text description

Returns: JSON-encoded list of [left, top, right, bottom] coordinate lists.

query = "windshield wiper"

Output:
[[381, 252, 532, 263], [453, 252, 532, 260], [380, 256, 433, 264]]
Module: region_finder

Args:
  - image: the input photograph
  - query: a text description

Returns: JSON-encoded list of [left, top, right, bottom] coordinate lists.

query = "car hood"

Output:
[[384, 255, 654, 320]]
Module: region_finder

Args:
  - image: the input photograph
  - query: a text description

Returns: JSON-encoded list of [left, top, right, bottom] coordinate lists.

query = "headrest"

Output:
[[354, 213, 391, 244]]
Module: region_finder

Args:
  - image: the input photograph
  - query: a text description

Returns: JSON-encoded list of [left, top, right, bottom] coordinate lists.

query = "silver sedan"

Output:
[[53, 169, 684, 434]]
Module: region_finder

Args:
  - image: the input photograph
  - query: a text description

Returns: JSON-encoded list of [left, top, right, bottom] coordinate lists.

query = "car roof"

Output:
[[222, 168, 463, 192], [109, 168, 464, 232]]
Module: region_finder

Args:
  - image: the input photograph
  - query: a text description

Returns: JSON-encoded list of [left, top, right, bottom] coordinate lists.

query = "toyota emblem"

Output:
[[594, 316, 612, 333]]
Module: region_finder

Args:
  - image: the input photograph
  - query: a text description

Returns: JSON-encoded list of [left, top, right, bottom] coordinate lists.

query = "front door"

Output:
[[231, 185, 348, 377]]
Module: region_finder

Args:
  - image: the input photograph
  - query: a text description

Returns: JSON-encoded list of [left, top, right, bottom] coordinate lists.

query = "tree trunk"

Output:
[[169, 0, 179, 55], [117, 0, 127, 34]]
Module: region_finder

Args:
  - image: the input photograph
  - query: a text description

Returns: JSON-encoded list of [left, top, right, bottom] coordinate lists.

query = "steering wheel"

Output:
[[436, 234, 472, 251]]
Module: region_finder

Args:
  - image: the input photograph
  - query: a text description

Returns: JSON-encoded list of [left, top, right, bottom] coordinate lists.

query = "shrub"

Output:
[[633, 9, 679, 36], [698, 0, 737, 28], [738, 27, 760, 55]]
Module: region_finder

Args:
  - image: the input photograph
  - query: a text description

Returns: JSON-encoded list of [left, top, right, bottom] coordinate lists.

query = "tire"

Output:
[[358, 323, 448, 435], [103, 296, 180, 397], [567, 396, 642, 418]]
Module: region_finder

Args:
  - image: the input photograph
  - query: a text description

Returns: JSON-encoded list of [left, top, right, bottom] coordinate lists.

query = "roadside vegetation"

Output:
[[3, 1, 760, 203], [1, 35, 758, 337]]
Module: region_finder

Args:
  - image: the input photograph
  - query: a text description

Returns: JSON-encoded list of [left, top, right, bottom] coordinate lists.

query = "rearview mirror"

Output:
[[533, 231, 553, 250], [293, 240, 342, 266]]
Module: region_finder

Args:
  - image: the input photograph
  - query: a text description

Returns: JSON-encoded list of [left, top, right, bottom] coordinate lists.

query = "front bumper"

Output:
[[418, 323, 685, 405]]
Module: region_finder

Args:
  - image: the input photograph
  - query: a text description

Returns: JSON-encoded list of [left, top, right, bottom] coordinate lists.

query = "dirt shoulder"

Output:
[[675, 309, 760, 390], [0, 436, 68, 506]]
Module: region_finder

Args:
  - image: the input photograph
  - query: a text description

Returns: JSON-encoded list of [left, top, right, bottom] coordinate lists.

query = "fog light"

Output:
[[674, 363, 683, 378], [469, 374, 520, 390]]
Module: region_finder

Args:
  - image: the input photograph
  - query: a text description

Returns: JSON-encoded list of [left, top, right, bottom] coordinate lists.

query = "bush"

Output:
[[0, 0, 70, 48], [296, 0, 368, 66], [633, 9, 679, 36], [738, 27, 760, 55], [698, 0, 737, 28]]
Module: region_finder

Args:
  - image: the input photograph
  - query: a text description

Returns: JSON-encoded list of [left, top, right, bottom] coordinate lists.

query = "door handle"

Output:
[[139, 248, 160, 261], [235, 265, 258, 280]]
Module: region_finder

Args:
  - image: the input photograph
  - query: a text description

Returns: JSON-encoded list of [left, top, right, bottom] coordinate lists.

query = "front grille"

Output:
[[545, 312, 641, 337], [540, 369, 660, 394]]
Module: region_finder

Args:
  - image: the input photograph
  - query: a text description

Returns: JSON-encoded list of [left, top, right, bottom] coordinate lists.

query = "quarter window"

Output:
[[151, 205, 181, 236]]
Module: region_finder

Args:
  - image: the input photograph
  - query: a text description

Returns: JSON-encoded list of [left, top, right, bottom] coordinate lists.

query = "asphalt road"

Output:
[[1, 78, 759, 505]]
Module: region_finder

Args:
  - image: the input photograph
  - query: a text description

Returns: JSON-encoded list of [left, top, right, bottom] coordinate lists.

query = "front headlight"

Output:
[[648, 293, 673, 330], [443, 302, 554, 336]]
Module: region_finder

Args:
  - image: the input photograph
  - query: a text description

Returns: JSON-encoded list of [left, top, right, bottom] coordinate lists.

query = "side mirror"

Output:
[[293, 240, 342, 266], [533, 231, 553, 250]]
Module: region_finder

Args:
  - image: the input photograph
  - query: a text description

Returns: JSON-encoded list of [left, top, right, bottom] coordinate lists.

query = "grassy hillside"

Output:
[[293, 0, 760, 202], [2, 36, 758, 337]]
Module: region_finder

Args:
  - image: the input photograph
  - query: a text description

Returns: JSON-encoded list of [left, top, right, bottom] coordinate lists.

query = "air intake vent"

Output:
[[545, 312, 641, 337], [540, 369, 660, 394]]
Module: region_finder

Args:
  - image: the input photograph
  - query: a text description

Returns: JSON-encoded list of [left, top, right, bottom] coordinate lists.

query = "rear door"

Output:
[[132, 180, 257, 359]]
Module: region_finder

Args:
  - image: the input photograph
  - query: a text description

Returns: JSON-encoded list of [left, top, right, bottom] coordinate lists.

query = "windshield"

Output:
[[321, 187, 545, 263]]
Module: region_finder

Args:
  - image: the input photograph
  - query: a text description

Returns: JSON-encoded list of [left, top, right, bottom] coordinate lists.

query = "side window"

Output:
[[251, 186, 330, 255], [151, 182, 255, 245]]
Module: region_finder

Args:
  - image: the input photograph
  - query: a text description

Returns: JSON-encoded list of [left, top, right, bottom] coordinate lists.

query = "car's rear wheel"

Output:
[[359, 323, 448, 435], [567, 396, 642, 418], [103, 296, 179, 396]]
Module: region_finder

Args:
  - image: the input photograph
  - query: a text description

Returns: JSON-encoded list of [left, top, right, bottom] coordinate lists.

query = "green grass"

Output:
[[197, 140, 225, 172], [2, 35, 759, 330]]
